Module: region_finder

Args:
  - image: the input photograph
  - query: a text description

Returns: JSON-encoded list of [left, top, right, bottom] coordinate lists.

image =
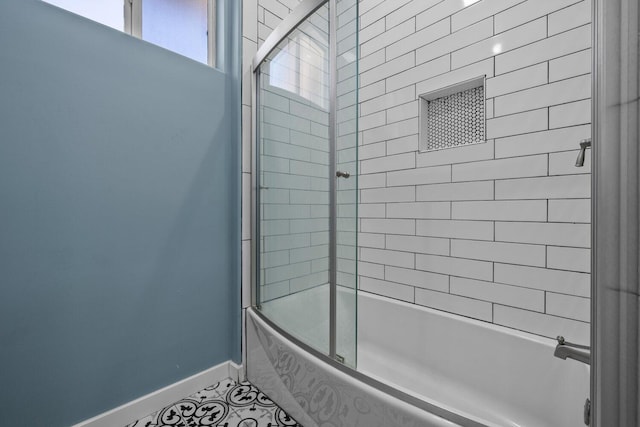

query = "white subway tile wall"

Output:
[[244, 0, 592, 342], [357, 0, 592, 341]]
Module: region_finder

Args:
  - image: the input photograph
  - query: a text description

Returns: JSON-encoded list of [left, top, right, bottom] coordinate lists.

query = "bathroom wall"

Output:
[[357, 0, 592, 343], [0, 0, 241, 425], [243, 0, 591, 343]]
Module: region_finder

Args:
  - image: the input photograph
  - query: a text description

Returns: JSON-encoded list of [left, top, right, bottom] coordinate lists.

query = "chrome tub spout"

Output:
[[554, 336, 591, 365]]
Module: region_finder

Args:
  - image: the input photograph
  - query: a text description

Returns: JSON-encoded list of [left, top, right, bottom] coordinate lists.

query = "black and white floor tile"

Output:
[[126, 378, 302, 427]]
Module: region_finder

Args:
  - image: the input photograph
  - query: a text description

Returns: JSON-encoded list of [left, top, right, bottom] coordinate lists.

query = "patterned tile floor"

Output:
[[126, 378, 302, 427]]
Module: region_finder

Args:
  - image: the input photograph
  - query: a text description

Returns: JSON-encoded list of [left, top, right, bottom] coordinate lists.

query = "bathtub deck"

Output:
[[125, 378, 302, 427]]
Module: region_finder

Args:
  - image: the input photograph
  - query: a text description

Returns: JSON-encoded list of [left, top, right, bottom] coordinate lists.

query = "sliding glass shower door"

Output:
[[254, 0, 358, 367]]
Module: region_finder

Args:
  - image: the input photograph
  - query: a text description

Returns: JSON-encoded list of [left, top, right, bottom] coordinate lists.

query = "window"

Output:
[[43, 0, 218, 67]]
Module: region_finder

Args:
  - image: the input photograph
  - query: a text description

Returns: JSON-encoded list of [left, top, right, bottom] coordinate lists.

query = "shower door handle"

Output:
[[336, 171, 351, 179]]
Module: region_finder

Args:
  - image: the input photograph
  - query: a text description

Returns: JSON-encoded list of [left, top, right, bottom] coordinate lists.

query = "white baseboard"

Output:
[[73, 360, 243, 427]]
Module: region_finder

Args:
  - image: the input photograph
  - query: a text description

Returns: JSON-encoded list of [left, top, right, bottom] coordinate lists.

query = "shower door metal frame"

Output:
[[591, 0, 640, 425], [250, 0, 340, 361]]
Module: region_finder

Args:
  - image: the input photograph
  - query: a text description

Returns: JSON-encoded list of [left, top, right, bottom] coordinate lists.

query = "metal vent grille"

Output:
[[423, 84, 485, 151]]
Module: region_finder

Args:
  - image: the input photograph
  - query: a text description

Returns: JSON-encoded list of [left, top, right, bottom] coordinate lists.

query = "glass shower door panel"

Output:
[[257, 5, 332, 355], [335, 0, 358, 368]]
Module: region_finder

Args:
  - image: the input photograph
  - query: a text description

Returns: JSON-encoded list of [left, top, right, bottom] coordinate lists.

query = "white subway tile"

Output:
[[363, 118, 419, 145], [548, 199, 591, 223], [416, 18, 493, 65], [242, 106, 252, 172], [387, 55, 451, 93], [360, 48, 386, 75], [416, 181, 494, 201], [486, 108, 549, 139], [358, 261, 385, 278], [359, 17, 385, 45], [415, 288, 493, 321], [496, 222, 590, 248], [360, 0, 412, 29], [361, 152, 415, 174], [451, 277, 545, 311], [486, 99, 494, 119], [290, 218, 329, 234], [486, 63, 548, 98], [416, 253, 493, 281], [386, 234, 450, 256], [549, 49, 591, 82], [359, 141, 386, 160], [387, 134, 420, 155], [494, 0, 583, 33], [262, 281, 290, 301], [361, 186, 415, 203], [359, 111, 387, 132], [495, 263, 590, 297], [387, 202, 451, 220], [387, 100, 419, 124], [262, 250, 290, 268], [494, 305, 589, 342], [495, 25, 591, 75], [263, 203, 310, 220], [546, 293, 590, 322], [417, 219, 494, 241], [291, 271, 328, 293], [243, 0, 258, 41], [358, 232, 386, 249], [494, 74, 591, 117], [549, 149, 591, 175], [359, 80, 386, 102], [452, 154, 548, 181], [361, 17, 415, 58], [359, 173, 386, 189], [361, 247, 415, 269], [495, 125, 591, 158], [417, 58, 494, 97], [358, 203, 386, 218], [387, 0, 442, 30], [416, 0, 469, 30], [387, 165, 451, 187], [361, 85, 416, 116], [359, 0, 385, 16], [451, 240, 546, 267], [451, 0, 525, 31], [550, 99, 591, 129], [547, 246, 591, 272], [495, 175, 590, 200], [361, 218, 416, 235], [289, 245, 329, 263], [416, 140, 495, 168], [385, 266, 450, 292], [548, 0, 591, 36], [452, 200, 548, 221], [360, 277, 414, 303], [360, 52, 415, 87], [452, 18, 547, 69], [242, 173, 251, 240], [242, 240, 251, 308], [265, 261, 310, 283], [386, 18, 450, 61]]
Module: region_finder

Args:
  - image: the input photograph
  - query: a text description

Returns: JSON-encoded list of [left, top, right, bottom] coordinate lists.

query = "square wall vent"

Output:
[[419, 76, 486, 152]]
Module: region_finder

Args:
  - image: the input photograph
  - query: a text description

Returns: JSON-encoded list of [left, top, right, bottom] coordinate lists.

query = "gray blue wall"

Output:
[[0, 0, 241, 425]]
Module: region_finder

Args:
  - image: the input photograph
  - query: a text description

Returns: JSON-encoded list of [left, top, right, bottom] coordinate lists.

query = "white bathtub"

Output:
[[358, 292, 590, 427], [247, 288, 590, 426]]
